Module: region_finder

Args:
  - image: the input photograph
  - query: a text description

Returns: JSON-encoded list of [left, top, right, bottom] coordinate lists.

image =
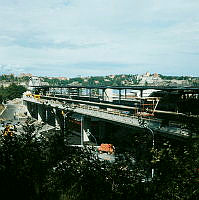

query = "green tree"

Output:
[[0, 118, 198, 200], [0, 83, 26, 102], [150, 140, 199, 200], [0, 94, 3, 104]]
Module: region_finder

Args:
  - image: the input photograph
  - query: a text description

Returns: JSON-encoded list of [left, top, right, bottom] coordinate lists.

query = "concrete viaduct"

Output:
[[23, 95, 199, 141]]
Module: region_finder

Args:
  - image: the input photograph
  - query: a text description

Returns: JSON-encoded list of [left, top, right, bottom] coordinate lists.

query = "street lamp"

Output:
[[146, 127, 154, 179], [146, 127, 154, 148], [138, 117, 155, 179]]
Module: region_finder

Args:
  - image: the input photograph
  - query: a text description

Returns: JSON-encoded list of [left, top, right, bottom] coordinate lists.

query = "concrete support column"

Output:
[[98, 121, 106, 141], [27, 102, 38, 120], [77, 88, 80, 97], [140, 90, 143, 97], [81, 116, 92, 145], [119, 89, 121, 104], [38, 104, 47, 123], [23, 101, 31, 117], [82, 116, 91, 133], [53, 108, 59, 129], [38, 112, 42, 122], [89, 88, 92, 100], [102, 89, 105, 101], [46, 106, 56, 127], [125, 89, 127, 99], [55, 108, 64, 135]]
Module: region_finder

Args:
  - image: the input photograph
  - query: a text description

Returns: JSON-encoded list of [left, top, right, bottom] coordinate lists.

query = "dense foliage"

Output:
[[0, 120, 198, 200], [42, 74, 199, 87], [0, 83, 26, 103], [1, 73, 199, 87], [0, 74, 30, 82], [43, 74, 139, 87]]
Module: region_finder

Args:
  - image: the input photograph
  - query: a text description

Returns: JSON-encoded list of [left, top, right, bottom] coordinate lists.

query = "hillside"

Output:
[[42, 73, 199, 87], [1, 73, 199, 87]]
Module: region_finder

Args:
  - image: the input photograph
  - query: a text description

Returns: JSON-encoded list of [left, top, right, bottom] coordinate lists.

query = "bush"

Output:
[[0, 122, 198, 200]]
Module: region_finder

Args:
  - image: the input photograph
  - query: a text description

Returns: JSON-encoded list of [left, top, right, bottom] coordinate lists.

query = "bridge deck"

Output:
[[23, 96, 195, 139]]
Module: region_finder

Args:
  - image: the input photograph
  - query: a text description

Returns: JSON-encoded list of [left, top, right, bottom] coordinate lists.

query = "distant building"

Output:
[[138, 72, 162, 86], [28, 76, 41, 90], [19, 73, 32, 77], [109, 75, 115, 79], [56, 77, 69, 81], [145, 72, 150, 77], [169, 80, 189, 86], [68, 81, 81, 86], [153, 73, 159, 78], [48, 77, 69, 80]]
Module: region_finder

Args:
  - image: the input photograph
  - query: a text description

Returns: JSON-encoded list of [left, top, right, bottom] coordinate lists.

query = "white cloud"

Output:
[[0, 64, 24, 75], [0, 0, 199, 76]]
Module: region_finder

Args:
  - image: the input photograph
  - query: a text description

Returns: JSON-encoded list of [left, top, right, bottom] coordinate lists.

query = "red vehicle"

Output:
[[98, 144, 115, 154]]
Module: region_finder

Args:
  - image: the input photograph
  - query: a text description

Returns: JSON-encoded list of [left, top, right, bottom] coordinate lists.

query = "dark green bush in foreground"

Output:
[[0, 123, 198, 200]]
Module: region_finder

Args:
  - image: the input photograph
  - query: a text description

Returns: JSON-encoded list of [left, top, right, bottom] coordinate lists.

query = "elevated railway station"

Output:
[[32, 85, 199, 113]]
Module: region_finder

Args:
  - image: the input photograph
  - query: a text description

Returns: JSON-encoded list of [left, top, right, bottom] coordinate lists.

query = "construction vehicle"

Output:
[[2, 124, 14, 136], [98, 144, 115, 154], [25, 94, 32, 97], [33, 94, 41, 100]]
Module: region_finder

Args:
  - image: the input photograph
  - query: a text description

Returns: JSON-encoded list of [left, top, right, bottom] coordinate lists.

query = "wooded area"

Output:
[[0, 84, 26, 104]]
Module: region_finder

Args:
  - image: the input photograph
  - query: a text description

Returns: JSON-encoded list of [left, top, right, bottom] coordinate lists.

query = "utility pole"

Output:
[[81, 116, 83, 146]]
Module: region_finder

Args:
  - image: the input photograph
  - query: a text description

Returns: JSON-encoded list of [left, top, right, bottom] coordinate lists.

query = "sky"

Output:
[[0, 0, 199, 77]]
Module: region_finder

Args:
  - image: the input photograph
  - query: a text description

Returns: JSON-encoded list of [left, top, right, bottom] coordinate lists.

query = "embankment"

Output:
[[0, 104, 5, 115]]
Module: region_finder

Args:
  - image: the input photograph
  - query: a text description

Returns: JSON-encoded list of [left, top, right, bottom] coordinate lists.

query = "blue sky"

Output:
[[0, 0, 199, 77]]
